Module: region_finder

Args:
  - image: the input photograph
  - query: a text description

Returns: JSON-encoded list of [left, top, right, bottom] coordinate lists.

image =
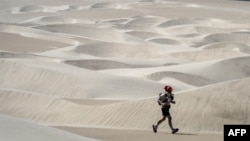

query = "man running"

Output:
[[152, 85, 179, 134]]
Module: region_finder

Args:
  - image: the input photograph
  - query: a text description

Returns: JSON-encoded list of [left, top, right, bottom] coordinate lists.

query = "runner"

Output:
[[152, 85, 179, 134]]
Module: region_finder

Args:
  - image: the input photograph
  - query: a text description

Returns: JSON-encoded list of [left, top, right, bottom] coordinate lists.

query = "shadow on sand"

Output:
[[175, 133, 197, 136]]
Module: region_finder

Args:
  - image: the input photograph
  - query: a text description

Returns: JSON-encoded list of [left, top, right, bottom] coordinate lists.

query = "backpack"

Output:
[[157, 92, 174, 105]]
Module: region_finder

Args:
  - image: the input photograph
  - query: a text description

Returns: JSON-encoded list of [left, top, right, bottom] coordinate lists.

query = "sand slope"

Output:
[[0, 59, 163, 99], [1, 77, 249, 133], [0, 114, 99, 141]]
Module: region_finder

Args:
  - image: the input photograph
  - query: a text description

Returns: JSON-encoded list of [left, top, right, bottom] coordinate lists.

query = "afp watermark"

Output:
[[224, 125, 250, 141]]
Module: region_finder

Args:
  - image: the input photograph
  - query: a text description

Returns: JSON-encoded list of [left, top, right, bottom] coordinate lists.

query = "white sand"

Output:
[[1, 0, 250, 141], [0, 114, 99, 141]]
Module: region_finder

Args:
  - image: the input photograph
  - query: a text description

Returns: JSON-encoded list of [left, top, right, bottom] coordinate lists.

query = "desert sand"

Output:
[[0, 0, 250, 141]]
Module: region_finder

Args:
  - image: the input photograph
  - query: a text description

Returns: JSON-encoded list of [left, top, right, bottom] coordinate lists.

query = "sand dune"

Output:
[[71, 42, 196, 58], [0, 24, 78, 46], [0, 32, 70, 52], [200, 32, 250, 46], [0, 114, 99, 141], [17, 5, 44, 13], [125, 31, 162, 40], [1, 78, 249, 133], [126, 15, 165, 25], [1, 0, 250, 141], [90, 2, 131, 9], [63, 57, 188, 70], [158, 18, 203, 28], [201, 42, 250, 50], [64, 59, 135, 70], [19, 16, 80, 26], [0, 51, 61, 62], [0, 59, 163, 99], [100, 56, 250, 91], [8, 4, 83, 14], [36, 24, 145, 44], [167, 48, 247, 61]]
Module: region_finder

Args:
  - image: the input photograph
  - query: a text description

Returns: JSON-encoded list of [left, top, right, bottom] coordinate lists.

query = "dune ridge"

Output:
[[1, 78, 249, 133]]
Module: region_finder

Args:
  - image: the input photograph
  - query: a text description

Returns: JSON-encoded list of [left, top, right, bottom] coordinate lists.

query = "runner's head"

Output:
[[164, 85, 173, 93]]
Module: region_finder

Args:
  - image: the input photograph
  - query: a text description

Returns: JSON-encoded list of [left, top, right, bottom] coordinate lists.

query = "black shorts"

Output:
[[161, 106, 170, 116]]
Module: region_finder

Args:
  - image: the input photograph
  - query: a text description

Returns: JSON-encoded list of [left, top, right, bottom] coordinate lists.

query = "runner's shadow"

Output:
[[176, 133, 197, 136]]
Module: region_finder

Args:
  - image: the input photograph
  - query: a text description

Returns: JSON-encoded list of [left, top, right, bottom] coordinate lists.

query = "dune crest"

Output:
[[0, 78, 249, 133]]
